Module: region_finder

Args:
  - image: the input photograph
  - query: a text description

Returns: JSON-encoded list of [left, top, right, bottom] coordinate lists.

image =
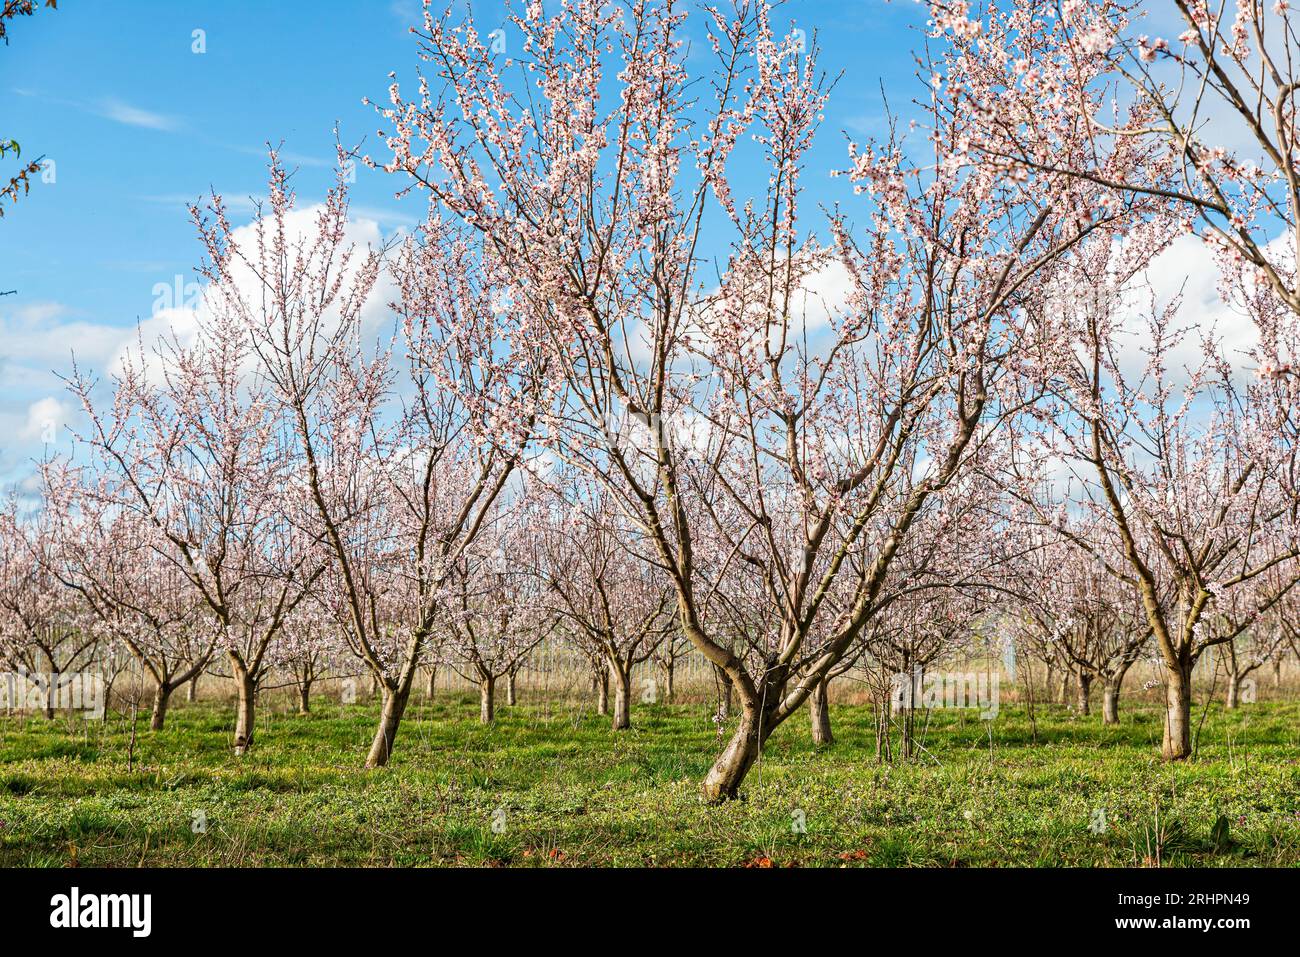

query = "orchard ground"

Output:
[[2, 686, 1299, 867]]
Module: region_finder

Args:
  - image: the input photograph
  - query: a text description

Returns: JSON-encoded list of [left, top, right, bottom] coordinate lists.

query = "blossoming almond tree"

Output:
[[942, 0, 1300, 372], [1009, 522, 1151, 722], [1181, 548, 1300, 708], [66, 220, 325, 754], [539, 478, 672, 730], [441, 499, 557, 724], [1013, 240, 1300, 758], [373, 0, 1138, 799], [274, 607, 350, 715], [0, 494, 98, 719], [227, 154, 548, 766], [41, 466, 216, 730], [845, 463, 1021, 754], [864, 587, 991, 760]]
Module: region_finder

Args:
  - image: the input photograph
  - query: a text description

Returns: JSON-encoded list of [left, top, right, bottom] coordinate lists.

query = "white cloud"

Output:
[[1139, 234, 1257, 356], [10, 89, 181, 132], [0, 207, 400, 486], [0, 301, 130, 373], [1107, 233, 1261, 387], [667, 254, 854, 369], [793, 258, 854, 338], [98, 97, 179, 131], [18, 397, 71, 443], [106, 306, 202, 382], [108, 204, 396, 385]]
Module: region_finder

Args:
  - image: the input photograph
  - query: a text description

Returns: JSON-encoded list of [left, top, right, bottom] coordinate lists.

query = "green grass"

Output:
[[1, 692, 1298, 866]]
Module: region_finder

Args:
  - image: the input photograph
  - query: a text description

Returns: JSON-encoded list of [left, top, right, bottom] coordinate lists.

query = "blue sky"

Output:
[[0, 0, 932, 484]]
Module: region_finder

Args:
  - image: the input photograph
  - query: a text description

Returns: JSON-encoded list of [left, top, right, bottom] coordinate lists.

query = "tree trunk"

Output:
[[1101, 681, 1120, 725], [479, 675, 495, 724], [1162, 659, 1193, 761], [1056, 672, 1070, 705], [809, 675, 833, 746], [874, 694, 887, 762], [365, 684, 411, 768], [426, 666, 437, 700], [231, 660, 257, 756], [714, 663, 733, 720], [40, 652, 58, 719], [1225, 673, 1240, 709], [1076, 672, 1092, 716], [506, 669, 517, 707], [186, 674, 199, 703], [901, 702, 915, 759], [595, 668, 609, 716], [663, 657, 675, 703], [149, 681, 171, 731], [297, 677, 312, 714], [1272, 656, 1283, 690], [611, 662, 631, 731], [702, 704, 764, 803], [41, 669, 57, 719]]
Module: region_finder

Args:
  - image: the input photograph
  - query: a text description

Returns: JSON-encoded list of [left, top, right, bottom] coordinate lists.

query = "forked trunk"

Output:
[[479, 675, 495, 724], [39, 669, 57, 719], [714, 664, 734, 720], [150, 681, 171, 731], [809, 675, 832, 746], [365, 684, 411, 768], [901, 704, 916, 759], [595, 668, 609, 716], [231, 660, 257, 756], [610, 662, 631, 731], [297, 677, 312, 714], [1225, 673, 1241, 709], [1162, 659, 1193, 761], [1101, 681, 1120, 725], [426, 666, 437, 700], [702, 704, 765, 803], [1076, 673, 1092, 716], [41, 654, 58, 719]]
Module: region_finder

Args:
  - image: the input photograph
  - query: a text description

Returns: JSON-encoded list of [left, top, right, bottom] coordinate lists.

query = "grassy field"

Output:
[[2, 691, 1298, 867]]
